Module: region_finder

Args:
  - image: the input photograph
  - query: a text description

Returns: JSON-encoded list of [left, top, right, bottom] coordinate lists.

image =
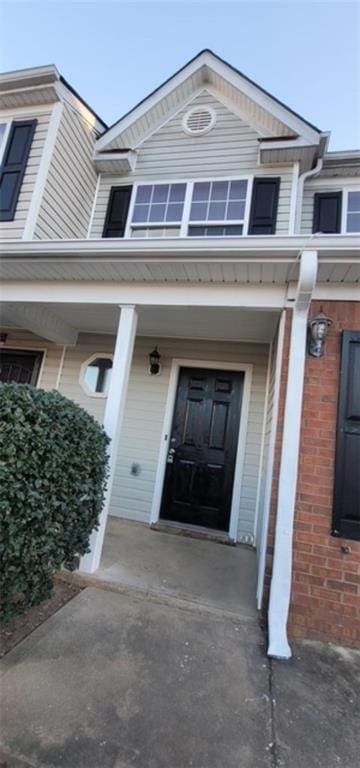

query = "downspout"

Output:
[[294, 158, 323, 234], [267, 249, 318, 659]]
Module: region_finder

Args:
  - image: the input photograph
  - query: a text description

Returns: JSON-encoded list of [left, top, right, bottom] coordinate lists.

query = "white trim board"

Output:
[[256, 310, 286, 609], [150, 358, 253, 543], [96, 50, 320, 153], [0, 344, 48, 388], [23, 102, 64, 240]]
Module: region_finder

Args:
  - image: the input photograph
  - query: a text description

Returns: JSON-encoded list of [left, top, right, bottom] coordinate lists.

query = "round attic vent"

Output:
[[183, 106, 216, 136]]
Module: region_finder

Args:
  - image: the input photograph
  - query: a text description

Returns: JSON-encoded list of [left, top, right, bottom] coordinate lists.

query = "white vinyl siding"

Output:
[[57, 333, 114, 422], [301, 184, 337, 234], [0, 111, 52, 240], [255, 333, 277, 551], [90, 91, 294, 238], [3, 327, 269, 542], [301, 182, 360, 234], [111, 337, 268, 543], [35, 103, 98, 239], [55, 332, 268, 543]]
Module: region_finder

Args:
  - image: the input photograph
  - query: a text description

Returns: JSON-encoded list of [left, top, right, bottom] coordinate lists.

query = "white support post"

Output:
[[267, 251, 318, 659], [80, 305, 138, 573]]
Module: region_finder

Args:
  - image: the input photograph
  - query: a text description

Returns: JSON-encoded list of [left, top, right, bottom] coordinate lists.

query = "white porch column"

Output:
[[267, 251, 318, 659], [80, 305, 138, 573]]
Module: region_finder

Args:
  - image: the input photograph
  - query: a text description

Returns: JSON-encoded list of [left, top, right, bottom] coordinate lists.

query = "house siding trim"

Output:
[[23, 102, 63, 239], [256, 310, 286, 609], [268, 250, 318, 659]]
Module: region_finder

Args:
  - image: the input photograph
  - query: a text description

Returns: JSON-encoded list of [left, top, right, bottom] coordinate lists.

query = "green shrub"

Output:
[[0, 384, 109, 620]]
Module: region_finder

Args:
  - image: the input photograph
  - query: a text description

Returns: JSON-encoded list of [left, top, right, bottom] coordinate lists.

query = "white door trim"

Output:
[[150, 358, 253, 542], [0, 344, 47, 388]]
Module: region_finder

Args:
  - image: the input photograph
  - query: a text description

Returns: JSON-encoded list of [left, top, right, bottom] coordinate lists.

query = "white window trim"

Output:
[[79, 352, 114, 398], [124, 175, 254, 239], [150, 358, 253, 542], [342, 187, 360, 234], [0, 342, 47, 388], [0, 120, 12, 166]]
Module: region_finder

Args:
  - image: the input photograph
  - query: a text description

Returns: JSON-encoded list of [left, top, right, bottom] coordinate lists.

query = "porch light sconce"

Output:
[[0, 332, 8, 347], [148, 346, 161, 376], [308, 309, 332, 358]]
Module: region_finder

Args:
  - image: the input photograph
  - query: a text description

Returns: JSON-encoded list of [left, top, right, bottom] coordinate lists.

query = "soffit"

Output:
[[0, 85, 59, 111], [101, 68, 296, 152], [0, 302, 279, 341], [96, 50, 322, 153]]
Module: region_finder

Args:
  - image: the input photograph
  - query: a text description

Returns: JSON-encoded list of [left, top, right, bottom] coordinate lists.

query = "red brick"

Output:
[[264, 302, 360, 650]]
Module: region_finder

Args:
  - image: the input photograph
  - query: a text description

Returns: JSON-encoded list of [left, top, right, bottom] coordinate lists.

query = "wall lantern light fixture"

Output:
[[149, 346, 161, 376], [308, 309, 332, 358]]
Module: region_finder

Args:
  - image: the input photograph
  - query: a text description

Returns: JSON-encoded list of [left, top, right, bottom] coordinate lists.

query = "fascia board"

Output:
[[55, 81, 105, 134], [0, 65, 59, 90], [1, 235, 359, 261], [96, 55, 209, 151], [209, 56, 321, 144], [93, 150, 137, 172], [96, 50, 321, 153]]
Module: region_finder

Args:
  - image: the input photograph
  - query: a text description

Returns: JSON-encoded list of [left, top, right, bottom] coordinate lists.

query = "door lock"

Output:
[[167, 447, 176, 464]]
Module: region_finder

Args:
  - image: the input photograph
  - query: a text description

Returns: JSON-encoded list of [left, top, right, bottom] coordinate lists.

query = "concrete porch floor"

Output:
[[95, 517, 258, 620]]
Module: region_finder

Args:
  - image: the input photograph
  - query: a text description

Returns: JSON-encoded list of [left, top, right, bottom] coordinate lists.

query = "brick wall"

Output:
[[266, 301, 360, 649]]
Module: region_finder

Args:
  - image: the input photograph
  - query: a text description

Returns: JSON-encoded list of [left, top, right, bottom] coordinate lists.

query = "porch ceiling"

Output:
[[1, 304, 280, 342]]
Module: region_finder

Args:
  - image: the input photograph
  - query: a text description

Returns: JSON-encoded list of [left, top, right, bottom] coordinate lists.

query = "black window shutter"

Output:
[[248, 177, 280, 235], [332, 331, 360, 541], [313, 191, 342, 234], [103, 186, 132, 238], [0, 120, 37, 222]]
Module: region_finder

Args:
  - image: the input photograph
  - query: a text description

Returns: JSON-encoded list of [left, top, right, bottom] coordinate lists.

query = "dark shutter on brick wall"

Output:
[[313, 191, 342, 234], [332, 331, 360, 541], [103, 185, 132, 238], [0, 120, 37, 221], [248, 177, 280, 235]]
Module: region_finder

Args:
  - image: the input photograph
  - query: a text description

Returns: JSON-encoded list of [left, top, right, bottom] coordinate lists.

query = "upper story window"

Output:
[[188, 180, 247, 237], [103, 176, 280, 240], [346, 191, 360, 232], [313, 188, 360, 234], [131, 183, 186, 236], [0, 119, 37, 222]]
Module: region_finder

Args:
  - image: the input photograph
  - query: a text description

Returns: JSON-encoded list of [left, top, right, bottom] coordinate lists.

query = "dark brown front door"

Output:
[[0, 350, 43, 385], [160, 367, 244, 531]]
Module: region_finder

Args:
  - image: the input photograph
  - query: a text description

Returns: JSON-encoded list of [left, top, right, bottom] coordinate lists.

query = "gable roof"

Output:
[[96, 49, 323, 153]]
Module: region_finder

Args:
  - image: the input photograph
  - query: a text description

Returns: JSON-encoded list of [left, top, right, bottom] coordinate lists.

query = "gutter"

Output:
[[294, 157, 323, 233], [267, 249, 318, 659], [0, 235, 359, 262]]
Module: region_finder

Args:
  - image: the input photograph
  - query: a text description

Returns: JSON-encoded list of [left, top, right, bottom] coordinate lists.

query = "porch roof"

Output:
[[1, 303, 281, 345], [1, 235, 359, 284]]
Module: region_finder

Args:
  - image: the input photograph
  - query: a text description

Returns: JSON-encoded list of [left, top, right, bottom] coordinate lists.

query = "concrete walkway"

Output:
[[97, 517, 257, 619], [1, 585, 359, 768], [1, 587, 270, 768]]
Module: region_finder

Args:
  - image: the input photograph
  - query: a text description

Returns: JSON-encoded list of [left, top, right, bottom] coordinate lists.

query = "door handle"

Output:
[[167, 447, 176, 464]]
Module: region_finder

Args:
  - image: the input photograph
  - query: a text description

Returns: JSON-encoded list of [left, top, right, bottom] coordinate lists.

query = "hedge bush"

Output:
[[0, 384, 109, 620]]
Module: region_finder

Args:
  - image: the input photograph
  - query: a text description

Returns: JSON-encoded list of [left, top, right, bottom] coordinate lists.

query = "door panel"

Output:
[[160, 367, 244, 531], [0, 350, 43, 385], [333, 332, 360, 540]]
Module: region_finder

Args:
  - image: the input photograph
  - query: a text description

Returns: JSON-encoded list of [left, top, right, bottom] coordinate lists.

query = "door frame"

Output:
[[0, 347, 46, 386], [150, 358, 253, 541]]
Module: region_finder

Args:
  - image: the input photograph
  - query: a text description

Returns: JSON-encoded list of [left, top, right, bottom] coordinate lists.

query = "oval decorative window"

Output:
[[182, 106, 216, 136]]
